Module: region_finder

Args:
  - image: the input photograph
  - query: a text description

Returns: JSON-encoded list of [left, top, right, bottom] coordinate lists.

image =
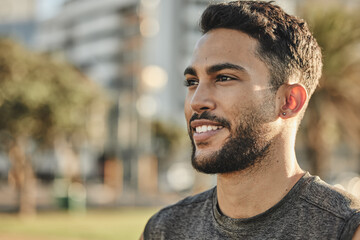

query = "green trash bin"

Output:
[[68, 182, 87, 213], [53, 178, 70, 210]]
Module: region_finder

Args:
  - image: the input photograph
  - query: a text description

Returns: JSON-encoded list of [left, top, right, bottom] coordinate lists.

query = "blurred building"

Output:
[[0, 0, 37, 46], [36, 0, 143, 187]]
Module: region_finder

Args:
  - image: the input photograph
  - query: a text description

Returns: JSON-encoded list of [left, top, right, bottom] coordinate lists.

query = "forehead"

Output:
[[190, 28, 266, 74]]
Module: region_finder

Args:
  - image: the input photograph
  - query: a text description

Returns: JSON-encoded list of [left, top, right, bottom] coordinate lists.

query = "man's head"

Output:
[[184, 1, 322, 174]]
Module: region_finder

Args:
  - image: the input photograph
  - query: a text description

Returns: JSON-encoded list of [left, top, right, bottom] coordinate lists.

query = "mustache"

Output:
[[189, 111, 231, 129]]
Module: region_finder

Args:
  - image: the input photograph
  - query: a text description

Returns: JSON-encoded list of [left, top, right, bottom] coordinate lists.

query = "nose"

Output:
[[190, 82, 216, 113]]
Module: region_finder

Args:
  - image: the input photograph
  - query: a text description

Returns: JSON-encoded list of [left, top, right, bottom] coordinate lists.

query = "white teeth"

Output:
[[195, 125, 223, 133], [201, 126, 207, 132]]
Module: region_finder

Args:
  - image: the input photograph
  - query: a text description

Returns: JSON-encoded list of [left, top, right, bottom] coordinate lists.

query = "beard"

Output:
[[189, 107, 274, 174]]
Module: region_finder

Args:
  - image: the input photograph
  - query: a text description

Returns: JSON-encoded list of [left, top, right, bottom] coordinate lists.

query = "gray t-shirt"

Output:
[[144, 173, 360, 239]]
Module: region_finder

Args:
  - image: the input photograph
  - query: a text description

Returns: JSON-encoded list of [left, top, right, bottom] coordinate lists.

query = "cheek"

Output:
[[184, 96, 192, 121], [224, 99, 255, 126]]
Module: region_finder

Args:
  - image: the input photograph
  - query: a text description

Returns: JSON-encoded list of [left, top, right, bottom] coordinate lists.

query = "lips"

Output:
[[190, 120, 226, 143]]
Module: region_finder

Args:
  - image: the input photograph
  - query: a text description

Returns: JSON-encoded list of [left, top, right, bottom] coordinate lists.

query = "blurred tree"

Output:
[[0, 39, 105, 216], [151, 120, 187, 166], [298, 1, 360, 178]]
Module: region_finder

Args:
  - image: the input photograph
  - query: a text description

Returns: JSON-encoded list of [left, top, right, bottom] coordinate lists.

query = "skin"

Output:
[[184, 28, 306, 218], [354, 227, 360, 240]]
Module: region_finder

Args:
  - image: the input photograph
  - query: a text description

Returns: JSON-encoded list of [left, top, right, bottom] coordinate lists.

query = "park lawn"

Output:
[[0, 207, 160, 240]]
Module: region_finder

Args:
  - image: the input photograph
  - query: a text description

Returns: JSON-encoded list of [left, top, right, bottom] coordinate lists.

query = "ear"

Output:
[[279, 84, 307, 119]]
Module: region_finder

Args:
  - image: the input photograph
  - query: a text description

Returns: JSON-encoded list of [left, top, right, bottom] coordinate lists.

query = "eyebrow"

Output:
[[183, 62, 247, 76], [183, 66, 197, 76], [207, 63, 246, 75]]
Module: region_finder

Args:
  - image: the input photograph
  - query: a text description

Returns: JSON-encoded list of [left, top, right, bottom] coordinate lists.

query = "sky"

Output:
[[37, 0, 66, 20]]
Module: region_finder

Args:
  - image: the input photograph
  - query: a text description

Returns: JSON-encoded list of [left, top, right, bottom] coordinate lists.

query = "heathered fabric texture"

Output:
[[144, 173, 360, 239]]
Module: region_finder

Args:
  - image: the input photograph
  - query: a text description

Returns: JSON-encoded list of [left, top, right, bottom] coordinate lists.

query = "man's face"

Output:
[[184, 28, 279, 174]]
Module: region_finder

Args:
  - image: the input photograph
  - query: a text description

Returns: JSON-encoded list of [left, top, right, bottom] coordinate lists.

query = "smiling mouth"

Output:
[[190, 117, 229, 143], [191, 123, 226, 144]]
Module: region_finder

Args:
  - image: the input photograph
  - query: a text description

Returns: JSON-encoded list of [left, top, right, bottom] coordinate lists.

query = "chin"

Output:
[[194, 146, 220, 160], [191, 151, 221, 174]]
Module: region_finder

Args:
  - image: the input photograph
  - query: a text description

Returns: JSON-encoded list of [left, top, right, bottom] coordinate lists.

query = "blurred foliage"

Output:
[[152, 121, 183, 152], [299, 1, 360, 177], [0, 38, 105, 146], [151, 120, 187, 165], [0, 38, 107, 216]]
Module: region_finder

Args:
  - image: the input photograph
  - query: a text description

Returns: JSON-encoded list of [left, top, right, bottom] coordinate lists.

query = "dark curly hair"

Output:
[[200, 1, 322, 97]]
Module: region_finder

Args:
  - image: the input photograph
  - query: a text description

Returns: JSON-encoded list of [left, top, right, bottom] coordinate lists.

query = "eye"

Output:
[[216, 75, 236, 82], [184, 79, 199, 87]]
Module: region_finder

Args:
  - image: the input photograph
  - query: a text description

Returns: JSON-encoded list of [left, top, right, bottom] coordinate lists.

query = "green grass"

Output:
[[0, 207, 161, 240]]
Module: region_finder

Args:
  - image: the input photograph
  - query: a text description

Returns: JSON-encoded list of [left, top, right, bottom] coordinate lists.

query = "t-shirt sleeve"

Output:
[[340, 211, 360, 240], [143, 211, 166, 240], [143, 214, 157, 240]]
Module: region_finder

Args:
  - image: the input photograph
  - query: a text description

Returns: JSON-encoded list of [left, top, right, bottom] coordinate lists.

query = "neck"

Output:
[[216, 145, 304, 219]]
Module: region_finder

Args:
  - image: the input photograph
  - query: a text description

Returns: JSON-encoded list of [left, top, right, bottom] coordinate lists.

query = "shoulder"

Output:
[[144, 187, 215, 237], [300, 174, 360, 218], [299, 174, 360, 238]]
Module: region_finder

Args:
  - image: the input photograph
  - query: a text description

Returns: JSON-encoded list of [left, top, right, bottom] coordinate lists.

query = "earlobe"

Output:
[[280, 84, 307, 119]]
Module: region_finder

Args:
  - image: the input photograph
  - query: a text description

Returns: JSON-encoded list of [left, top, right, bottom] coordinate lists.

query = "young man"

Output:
[[141, 1, 360, 239]]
